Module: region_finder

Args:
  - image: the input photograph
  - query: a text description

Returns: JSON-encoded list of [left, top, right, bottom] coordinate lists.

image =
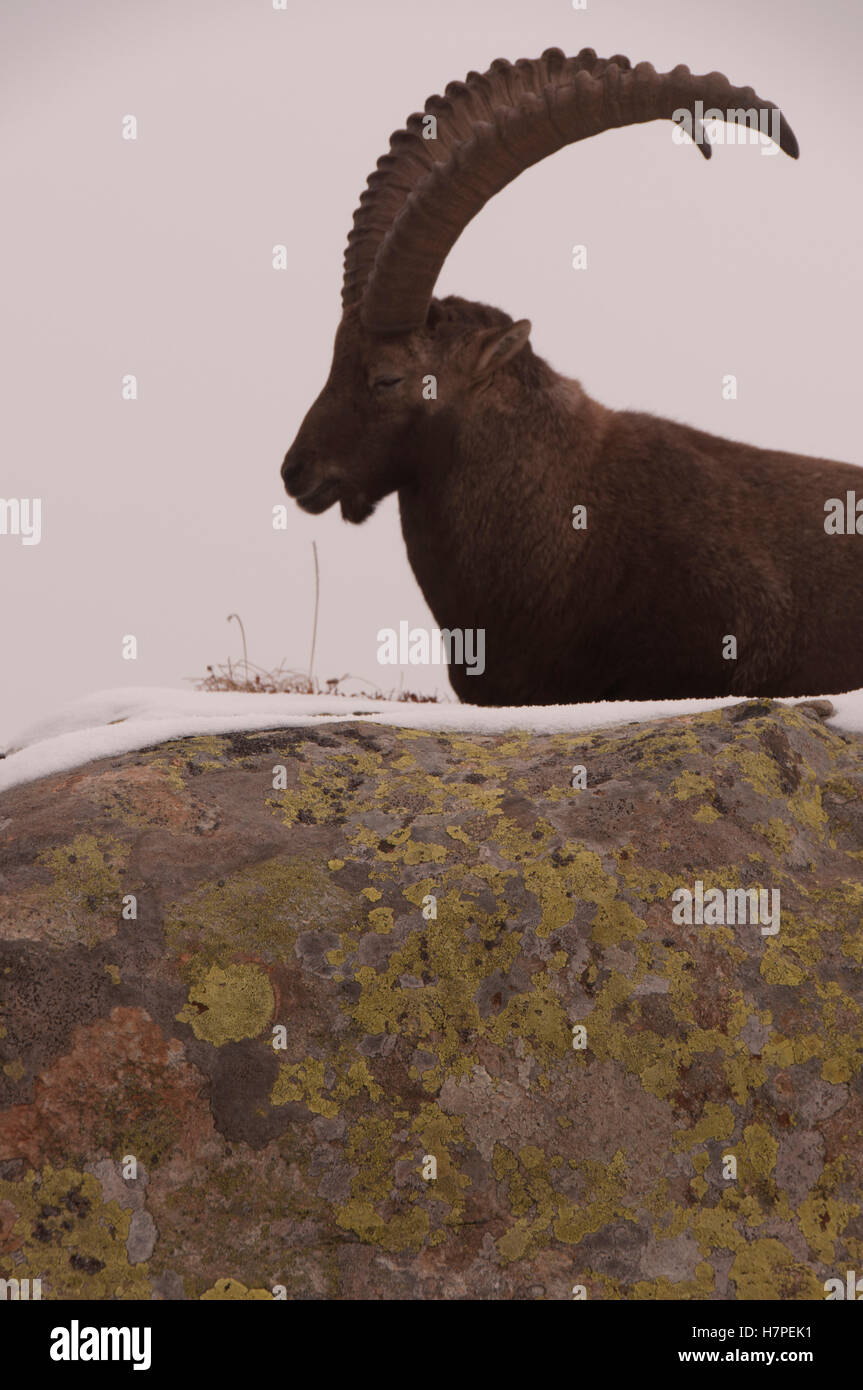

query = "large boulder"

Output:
[[1, 700, 862, 1300]]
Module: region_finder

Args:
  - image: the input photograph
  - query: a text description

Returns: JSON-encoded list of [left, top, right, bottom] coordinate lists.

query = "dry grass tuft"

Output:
[[191, 659, 440, 702], [191, 579, 443, 703]]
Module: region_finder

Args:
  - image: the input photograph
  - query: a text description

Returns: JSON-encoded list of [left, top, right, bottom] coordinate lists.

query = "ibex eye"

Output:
[[373, 376, 404, 389]]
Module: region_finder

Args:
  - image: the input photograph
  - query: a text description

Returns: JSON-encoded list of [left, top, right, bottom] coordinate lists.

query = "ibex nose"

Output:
[[281, 449, 306, 493]]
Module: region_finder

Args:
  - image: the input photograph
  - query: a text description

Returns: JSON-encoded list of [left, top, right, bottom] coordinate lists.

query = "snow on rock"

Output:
[[2, 684, 863, 795]]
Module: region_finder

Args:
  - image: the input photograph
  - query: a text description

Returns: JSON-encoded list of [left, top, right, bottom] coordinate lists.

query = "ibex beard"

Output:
[[282, 48, 863, 707]]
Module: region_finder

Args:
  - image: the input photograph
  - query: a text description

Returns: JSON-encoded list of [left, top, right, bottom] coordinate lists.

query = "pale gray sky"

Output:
[[1, 0, 860, 740]]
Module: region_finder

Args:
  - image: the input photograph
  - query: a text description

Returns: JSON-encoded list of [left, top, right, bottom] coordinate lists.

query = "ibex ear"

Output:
[[472, 319, 532, 379]]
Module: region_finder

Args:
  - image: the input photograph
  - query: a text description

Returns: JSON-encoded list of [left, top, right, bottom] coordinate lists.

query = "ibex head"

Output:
[[281, 47, 797, 522], [282, 299, 533, 523]]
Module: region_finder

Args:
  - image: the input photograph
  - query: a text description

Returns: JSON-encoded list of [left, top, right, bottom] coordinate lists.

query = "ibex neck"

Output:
[[398, 374, 605, 695]]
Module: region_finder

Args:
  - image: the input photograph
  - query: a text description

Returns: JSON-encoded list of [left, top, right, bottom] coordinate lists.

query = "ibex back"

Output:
[[282, 48, 862, 705]]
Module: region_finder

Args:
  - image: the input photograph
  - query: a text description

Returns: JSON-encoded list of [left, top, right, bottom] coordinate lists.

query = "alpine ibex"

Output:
[[282, 48, 862, 705]]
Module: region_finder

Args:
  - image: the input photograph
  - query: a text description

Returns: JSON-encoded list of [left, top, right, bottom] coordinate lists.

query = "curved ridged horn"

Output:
[[342, 48, 613, 311], [343, 48, 798, 335]]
